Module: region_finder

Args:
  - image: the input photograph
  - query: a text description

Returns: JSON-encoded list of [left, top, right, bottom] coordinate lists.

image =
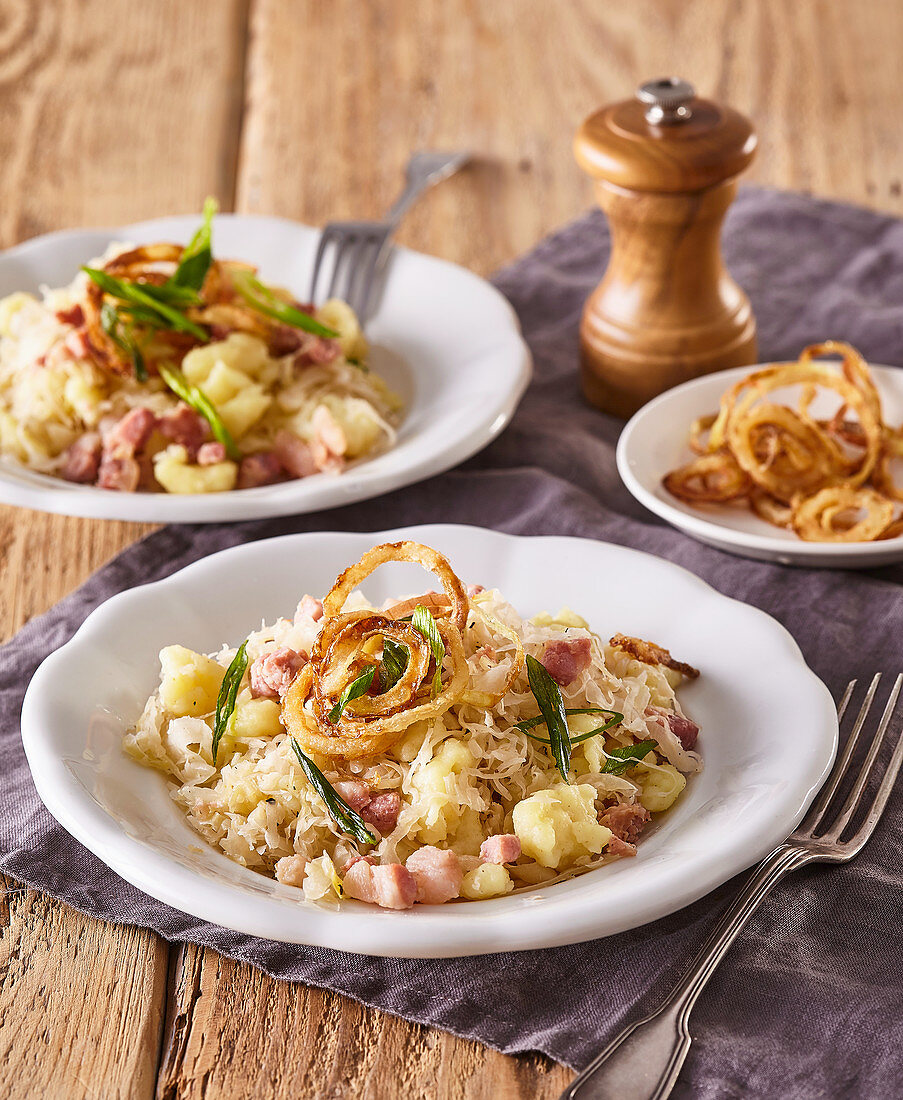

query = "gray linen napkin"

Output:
[[3, 187, 903, 1099]]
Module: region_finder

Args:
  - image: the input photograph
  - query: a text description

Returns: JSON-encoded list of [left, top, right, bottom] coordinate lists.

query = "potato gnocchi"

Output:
[[124, 546, 702, 910]]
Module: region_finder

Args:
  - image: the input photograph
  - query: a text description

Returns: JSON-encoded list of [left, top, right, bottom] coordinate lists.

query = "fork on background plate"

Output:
[[562, 673, 903, 1100], [309, 150, 470, 321]]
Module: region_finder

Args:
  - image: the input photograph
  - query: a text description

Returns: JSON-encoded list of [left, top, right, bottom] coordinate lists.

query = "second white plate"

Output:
[[618, 364, 903, 568], [0, 215, 531, 522]]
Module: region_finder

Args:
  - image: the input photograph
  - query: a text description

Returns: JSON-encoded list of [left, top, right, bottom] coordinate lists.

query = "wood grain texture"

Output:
[[0, 876, 168, 1100], [156, 945, 569, 1100], [1, 0, 901, 1097], [0, 0, 249, 244], [238, 0, 903, 281], [0, 2, 246, 1099]]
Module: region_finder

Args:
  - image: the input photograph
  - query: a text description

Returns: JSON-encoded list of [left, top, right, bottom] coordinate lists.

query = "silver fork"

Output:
[[309, 150, 470, 321], [562, 673, 903, 1100]]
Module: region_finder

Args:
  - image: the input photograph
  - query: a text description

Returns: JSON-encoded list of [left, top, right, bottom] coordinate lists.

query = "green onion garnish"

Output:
[[328, 664, 376, 723], [157, 362, 241, 461], [516, 706, 624, 744], [169, 196, 217, 291], [379, 637, 409, 693], [525, 654, 571, 783], [290, 737, 377, 845], [412, 605, 445, 698], [211, 639, 248, 764], [600, 739, 658, 775], [82, 266, 209, 340], [232, 270, 338, 339], [100, 302, 148, 382]]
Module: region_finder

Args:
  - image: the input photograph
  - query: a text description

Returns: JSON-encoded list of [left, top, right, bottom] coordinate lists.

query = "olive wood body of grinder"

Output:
[[575, 78, 758, 418]]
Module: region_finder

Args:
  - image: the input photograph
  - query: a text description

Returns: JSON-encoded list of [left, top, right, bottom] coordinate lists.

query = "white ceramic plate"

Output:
[[21, 524, 836, 957], [618, 364, 903, 568], [0, 216, 531, 522]]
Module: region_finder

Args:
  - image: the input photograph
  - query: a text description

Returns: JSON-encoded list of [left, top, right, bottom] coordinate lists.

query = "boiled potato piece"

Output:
[[158, 645, 226, 717], [320, 394, 383, 457], [409, 737, 475, 844], [201, 361, 253, 405], [638, 763, 686, 812], [218, 387, 272, 439], [530, 607, 590, 629], [461, 863, 514, 899], [512, 784, 611, 869], [154, 445, 238, 495], [315, 298, 368, 360], [231, 697, 283, 740], [182, 333, 269, 385]]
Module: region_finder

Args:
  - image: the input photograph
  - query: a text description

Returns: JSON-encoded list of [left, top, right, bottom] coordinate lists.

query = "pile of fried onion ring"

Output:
[[282, 541, 526, 759], [663, 342, 903, 542], [83, 243, 284, 378]]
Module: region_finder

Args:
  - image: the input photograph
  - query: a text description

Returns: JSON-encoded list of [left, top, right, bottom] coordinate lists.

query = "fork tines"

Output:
[[309, 221, 392, 320], [795, 673, 903, 854]]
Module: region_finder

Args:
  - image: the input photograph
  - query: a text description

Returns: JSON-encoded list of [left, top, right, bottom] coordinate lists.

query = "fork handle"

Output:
[[561, 845, 813, 1100], [385, 152, 469, 225]]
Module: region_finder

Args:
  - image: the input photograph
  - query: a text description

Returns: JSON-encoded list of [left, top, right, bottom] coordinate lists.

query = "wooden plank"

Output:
[[237, 0, 903, 284], [0, 877, 168, 1100], [155, 945, 571, 1099], [0, 0, 249, 245], [0, 511, 153, 642], [0, 1, 249, 1098]]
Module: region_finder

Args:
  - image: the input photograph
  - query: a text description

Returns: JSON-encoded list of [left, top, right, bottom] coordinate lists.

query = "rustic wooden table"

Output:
[[1, 1, 900, 1096]]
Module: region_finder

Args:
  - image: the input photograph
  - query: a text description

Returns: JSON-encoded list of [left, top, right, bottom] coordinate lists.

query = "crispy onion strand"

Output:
[[82, 244, 299, 378], [663, 342, 903, 543], [283, 542, 521, 759], [791, 486, 894, 543]]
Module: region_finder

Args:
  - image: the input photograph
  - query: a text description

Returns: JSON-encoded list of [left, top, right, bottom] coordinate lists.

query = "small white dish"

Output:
[[21, 524, 836, 957], [0, 215, 531, 522], [618, 364, 903, 568]]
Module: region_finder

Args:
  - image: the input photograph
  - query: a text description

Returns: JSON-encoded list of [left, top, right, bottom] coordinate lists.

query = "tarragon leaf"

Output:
[[232, 269, 338, 338], [82, 266, 208, 340], [379, 637, 409, 694], [600, 739, 658, 776], [328, 664, 376, 723], [290, 738, 376, 845], [100, 302, 148, 382], [525, 654, 571, 783], [412, 606, 445, 698], [211, 640, 248, 764], [516, 706, 624, 745], [157, 362, 241, 461], [169, 196, 217, 291]]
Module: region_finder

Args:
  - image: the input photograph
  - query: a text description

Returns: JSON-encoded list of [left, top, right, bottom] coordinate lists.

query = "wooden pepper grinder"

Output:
[[574, 78, 758, 417]]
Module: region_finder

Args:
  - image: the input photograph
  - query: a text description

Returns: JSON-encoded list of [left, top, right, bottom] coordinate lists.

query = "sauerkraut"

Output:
[[124, 554, 702, 910], [0, 227, 402, 493]]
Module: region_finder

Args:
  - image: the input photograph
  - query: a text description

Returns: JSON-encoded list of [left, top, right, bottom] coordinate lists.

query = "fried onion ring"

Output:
[[662, 452, 750, 503], [663, 342, 903, 543], [79, 247, 293, 379], [283, 619, 470, 759], [310, 615, 431, 721], [791, 486, 894, 542], [749, 489, 793, 528], [323, 541, 468, 634], [727, 403, 849, 502], [283, 542, 515, 759]]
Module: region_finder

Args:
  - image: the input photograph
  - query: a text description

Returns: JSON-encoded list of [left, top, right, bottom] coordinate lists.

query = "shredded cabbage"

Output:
[[124, 587, 702, 898]]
